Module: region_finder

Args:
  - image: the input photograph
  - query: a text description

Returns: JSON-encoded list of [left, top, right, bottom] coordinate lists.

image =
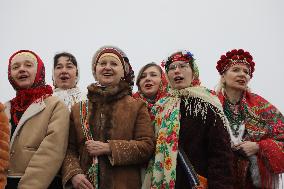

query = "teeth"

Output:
[[19, 76, 28, 79], [174, 77, 183, 81]]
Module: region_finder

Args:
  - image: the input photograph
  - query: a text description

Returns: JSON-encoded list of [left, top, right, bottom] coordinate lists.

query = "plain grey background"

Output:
[[1, 0, 283, 114], [0, 0, 283, 186]]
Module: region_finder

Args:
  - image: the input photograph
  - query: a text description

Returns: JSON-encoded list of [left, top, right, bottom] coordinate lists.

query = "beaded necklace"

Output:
[[224, 99, 246, 138]]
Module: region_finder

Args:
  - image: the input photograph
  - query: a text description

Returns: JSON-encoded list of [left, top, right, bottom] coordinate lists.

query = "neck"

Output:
[[224, 87, 243, 104]]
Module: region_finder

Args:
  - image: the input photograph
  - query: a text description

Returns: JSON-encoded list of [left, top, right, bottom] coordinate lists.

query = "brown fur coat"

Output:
[[62, 81, 155, 189], [0, 103, 9, 189]]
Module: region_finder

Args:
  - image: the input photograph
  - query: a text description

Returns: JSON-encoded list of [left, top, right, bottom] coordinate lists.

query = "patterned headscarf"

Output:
[[162, 50, 201, 86], [8, 50, 53, 125], [216, 49, 255, 78], [133, 63, 169, 119], [217, 90, 284, 188], [91, 46, 135, 90]]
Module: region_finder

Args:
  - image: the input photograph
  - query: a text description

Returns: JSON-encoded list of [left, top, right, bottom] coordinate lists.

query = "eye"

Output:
[[180, 64, 188, 68], [232, 67, 239, 72], [11, 65, 19, 70], [110, 61, 118, 67], [25, 63, 33, 67], [243, 69, 249, 75], [150, 73, 158, 77], [99, 62, 107, 67], [140, 74, 146, 79], [67, 65, 75, 69], [168, 65, 176, 70], [55, 65, 62, 69]]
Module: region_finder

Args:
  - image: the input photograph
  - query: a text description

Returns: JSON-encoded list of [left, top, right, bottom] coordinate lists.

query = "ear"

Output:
[[221, 74, 225, 84]]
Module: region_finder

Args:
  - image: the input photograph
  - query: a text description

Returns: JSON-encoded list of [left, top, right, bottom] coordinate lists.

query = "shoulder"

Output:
[[0, 102, 4, 112], [43, 96, 69, 113]]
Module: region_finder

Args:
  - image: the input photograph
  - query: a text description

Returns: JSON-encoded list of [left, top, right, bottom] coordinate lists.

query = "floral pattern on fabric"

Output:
[[218, 91, 284, 188], [146, 86, 228, 189], [79, 100, 99, 189], [133, 70, 169, 120]]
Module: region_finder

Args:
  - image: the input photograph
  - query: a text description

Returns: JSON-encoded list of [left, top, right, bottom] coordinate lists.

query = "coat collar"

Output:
[[87, 80, 130, 104], [5, 99, 46, 147]]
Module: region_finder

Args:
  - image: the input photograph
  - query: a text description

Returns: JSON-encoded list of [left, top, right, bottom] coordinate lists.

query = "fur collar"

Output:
[[87, 80, 130, 103]]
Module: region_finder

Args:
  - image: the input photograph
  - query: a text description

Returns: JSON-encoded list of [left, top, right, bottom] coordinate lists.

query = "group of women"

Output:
[[0, 46, 283, 189]]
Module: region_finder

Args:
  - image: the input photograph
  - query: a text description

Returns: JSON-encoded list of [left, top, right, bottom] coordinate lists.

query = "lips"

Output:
[[60, 75, 70, 81], [174, 76, 184, 82], [18, 75, 28, 80], [145, 83, 153, 88], [103, 73, 113, 76], [236, 79, 246, 85]]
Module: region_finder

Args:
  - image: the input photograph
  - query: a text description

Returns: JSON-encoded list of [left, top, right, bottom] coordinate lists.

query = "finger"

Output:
[[79, 181, 88, 189], [83, 178, 95, 189], [235, 141, 247, 147]]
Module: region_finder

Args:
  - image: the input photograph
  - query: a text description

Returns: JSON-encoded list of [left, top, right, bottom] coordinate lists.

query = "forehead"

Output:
[[229, 63, 250, 70], [143, 66, 160, 73], [171, 60, 187, 65], [11, 52, 37, 66], [57, 56, 74, 65], [99, 54, 121, 64]]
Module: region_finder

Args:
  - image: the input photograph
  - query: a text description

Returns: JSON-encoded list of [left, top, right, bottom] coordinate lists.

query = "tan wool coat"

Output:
[[62, 81, 155, 189], [0, 103, 10, 189], [5, 96, 70, 189]]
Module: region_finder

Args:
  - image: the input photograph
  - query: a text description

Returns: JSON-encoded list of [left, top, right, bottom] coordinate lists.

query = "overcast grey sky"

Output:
[[1, 0, 283, 113]]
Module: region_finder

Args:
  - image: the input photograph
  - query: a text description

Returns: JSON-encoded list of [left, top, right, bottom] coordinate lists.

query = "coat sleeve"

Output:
[[18, 101, 70, 189], [207, 111, 234, 189], [0, 103, 10, 189], [108, 103, 155, 166], [62, 104, 85, 187]]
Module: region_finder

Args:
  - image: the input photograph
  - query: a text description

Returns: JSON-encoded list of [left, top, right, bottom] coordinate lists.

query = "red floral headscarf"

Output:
[[133, 64, 169, 119], [162, 50, 201, 86], [8, 50, 53, 125], [216, 49, 255, 78]]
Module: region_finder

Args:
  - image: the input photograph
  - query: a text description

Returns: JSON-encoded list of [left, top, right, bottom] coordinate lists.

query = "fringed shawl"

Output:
[[146, 86, 229, 189], [218, 91, 284, 188]]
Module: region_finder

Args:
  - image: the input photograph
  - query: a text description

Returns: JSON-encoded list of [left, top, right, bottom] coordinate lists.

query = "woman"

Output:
[[133, 62, 168, 119], [0, 103, 9, 189], [4, 50, 70, 189], [215, 49, 284, 188], [62, 46, 155, 189], [144, 50, 234, 189], [53, 52, 85, 111]]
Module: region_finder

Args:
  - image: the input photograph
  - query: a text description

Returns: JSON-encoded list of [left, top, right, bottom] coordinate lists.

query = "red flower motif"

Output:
[[169, 180, 175, 189], [216, 49, 256, 77]]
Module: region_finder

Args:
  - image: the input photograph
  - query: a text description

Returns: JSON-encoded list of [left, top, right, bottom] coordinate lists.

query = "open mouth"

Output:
[[236, 80, 246, 85], [144, 83, 153, 88], [174, 76, 184, 82], [103, 73, 113, 76], [60, 76, 70, 81], [18, 75, 28, 80]]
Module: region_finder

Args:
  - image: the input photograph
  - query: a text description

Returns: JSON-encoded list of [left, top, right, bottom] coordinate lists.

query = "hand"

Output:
[[85, 140, 111, 156], [71, 174, 94, 189], [235, 141, 259, 157]]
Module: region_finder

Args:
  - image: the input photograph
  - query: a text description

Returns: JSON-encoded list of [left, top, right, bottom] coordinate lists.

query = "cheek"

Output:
[[54, 70, 61, 78], [139, 79, 144, 89], [70, 70, 77, 78], [10, 70, 17, 79]]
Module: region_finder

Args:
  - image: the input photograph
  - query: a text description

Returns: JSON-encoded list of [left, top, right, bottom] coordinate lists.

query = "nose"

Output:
[[173, 66, 181, 73], [104, 63, 112, 70], [61, 67, 68, 73], [145, 75, 151, 81], [18, 65, 27, 73]]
